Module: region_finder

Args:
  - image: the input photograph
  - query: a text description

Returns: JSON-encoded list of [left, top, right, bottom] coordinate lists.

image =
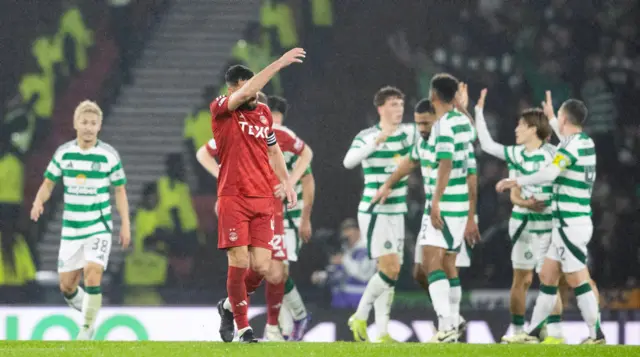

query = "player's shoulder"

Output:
[[273, 123, 297, 138], [55, 140, 77, 155], [96, 140, 122, 161], [210, 95, 230, 114], [355, 125, 378, 139], [541, 142, 557, 158]]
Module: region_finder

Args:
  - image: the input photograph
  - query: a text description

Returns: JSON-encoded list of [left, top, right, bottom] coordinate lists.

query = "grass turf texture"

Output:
[[0, 342, 638, 357]]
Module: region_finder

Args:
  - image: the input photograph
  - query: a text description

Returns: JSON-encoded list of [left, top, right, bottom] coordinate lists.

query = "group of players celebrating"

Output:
[[31, 46, 604, 345], [343, 73, 604, 345]]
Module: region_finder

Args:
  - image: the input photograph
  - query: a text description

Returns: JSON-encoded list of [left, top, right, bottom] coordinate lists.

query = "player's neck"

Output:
[[378, 119, 398, 132], [524, 139, 543, 152], [434, 103, 454, 119], [562, 125, 582, 137], [77, 138, 97, 150]]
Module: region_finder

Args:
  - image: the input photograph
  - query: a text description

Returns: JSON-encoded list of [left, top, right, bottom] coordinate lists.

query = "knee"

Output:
[[538, 271, 556, 287], [513, 273, 533, 290], [250, 257, 271, 277], [379, 259, 401, 279], [227, 247, 250, 268], [84, 264, 104, 287]]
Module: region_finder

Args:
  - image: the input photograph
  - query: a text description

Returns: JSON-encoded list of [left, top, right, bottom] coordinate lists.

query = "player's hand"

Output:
[[273, 183, 286, 201], [496, 178, 519, 193], [430, 201, 444, 230], [278, 48, 306, 67], [464, 218, 481, 245], [30, 200, 44, 222], [371, 183, 392, 204], [375, 126, 396, 145], [300, 217, 312, 243], [455, 82, 469, 110], [284, 182, 297, 209], [120, 220, 131, 249], [476, 88, 488, 109], [525, 198, 547, 212], [542, 90, 555, 119], [330, 254, 343, 265]]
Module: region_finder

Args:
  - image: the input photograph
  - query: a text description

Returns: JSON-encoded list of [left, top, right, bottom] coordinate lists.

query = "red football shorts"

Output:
[[271, 197, 287, 261], [217, 195, 274, 250]]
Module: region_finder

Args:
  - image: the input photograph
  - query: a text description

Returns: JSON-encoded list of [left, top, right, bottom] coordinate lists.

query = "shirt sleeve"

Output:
[[44, 150, 62, 182], [210, 96, 231, 119], [553, 139, 579, 170], [275, 129, 305, 155], [343, 134, 377, 169], [205, 138, 218, 157], [109, 152, 127, 186], [466, 147, 477, 175], [503, 145, 518, 168], [434, 120, 454, 161]]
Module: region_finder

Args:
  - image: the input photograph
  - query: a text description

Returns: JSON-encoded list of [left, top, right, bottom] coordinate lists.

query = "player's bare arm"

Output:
[[474, 89, 506, 160], [465, 172, 481, 244], [268, 143, 297, 208], [114, 185, 131, 249], [372, 156, 417, 204], [299, 173, 315, 242], [30, 178, 56, 222], [196, 144, 220, 178], [509, 186, 546, 212], [454, 82, 474, 124], [226, 48, 306, 111], [431, 159, 452, 230], [542, 90, 564, 141], [288, 144, 313, 186]]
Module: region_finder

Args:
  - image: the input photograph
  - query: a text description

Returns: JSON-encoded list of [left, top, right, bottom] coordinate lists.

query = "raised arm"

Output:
[[474, 89, 506, 160], [542, 90, 564, 141], [226, 48, 306, 111]]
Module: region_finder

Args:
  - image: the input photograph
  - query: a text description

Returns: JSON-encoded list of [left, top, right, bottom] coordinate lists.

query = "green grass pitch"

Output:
[[0, 342, 638, 357]]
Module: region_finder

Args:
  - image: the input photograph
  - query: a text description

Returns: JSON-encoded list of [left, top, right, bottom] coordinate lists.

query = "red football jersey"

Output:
[[210, 96, 276, 197], [272, 124, 305, 156]]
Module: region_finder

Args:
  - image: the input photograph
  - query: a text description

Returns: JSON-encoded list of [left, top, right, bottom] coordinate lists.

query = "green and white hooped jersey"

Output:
[[410, 135, 477, 216], [283, 152, 311, 229], [350, 123, 417, 214], [44, 140, 127, 240], [551, 133, 596, 227], [427, 111, 476, 217], [505, 143, 556, 234]]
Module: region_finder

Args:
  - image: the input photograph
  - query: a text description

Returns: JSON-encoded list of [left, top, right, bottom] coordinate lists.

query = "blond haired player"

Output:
[[31, 100, 130, 340]]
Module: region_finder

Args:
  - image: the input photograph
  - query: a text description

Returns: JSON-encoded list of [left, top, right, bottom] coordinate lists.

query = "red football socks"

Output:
[[266, 281, 285, 326], [227, 266, 249, 330], [244, 268, 264, 294]]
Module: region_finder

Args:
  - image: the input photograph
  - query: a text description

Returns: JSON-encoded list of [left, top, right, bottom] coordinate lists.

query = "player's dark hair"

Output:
[[520, 108, 552, 141], [560, 99, 588, 126], [373, 86, 404, 107], [257, 92, 268, 105], [414, 99, 435, 114], [225, 65, 254, 86], [430, 73, 459, 103], [268, 95, 288, 117]]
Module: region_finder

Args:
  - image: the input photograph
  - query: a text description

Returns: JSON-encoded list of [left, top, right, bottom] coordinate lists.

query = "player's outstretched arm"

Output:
[[226, 48, 306, 111], [196, 142, 220, 178], [299, 172, 315, 242], [474, 89, 506, 160], [542, 90, 564, 141], [497, 164, 562, 192], [371, 156, 417, 204], [30, 179, 56, 222], [288, 144, 313, 186], [343, 126, 395, 169], [114, 185, 131, 249]]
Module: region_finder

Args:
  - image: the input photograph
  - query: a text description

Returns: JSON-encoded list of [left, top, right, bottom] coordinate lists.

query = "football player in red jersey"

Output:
[[197, 92, 313, 341], [207, 48, 305, 343]]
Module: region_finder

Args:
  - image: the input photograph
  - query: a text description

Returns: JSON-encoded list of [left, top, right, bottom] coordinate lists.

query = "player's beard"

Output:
[[421, 131, 431, 140]]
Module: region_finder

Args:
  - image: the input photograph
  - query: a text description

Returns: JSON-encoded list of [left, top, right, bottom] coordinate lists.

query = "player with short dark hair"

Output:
[[209, 48, 305, 343]]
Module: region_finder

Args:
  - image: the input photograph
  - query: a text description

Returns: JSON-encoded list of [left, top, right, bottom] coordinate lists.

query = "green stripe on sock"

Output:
[[63, 288, 78, 299], [511, 315, 525, 326], [540, 284, 558, 295], [284, 276, 295, 294], [85, 286, 102, 295], [378, 272, 396, 287], [574, 282, 592, 296], [449, 277, 461, 287], [427, 270, 447, 284], [547, 315, 562, 324]]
